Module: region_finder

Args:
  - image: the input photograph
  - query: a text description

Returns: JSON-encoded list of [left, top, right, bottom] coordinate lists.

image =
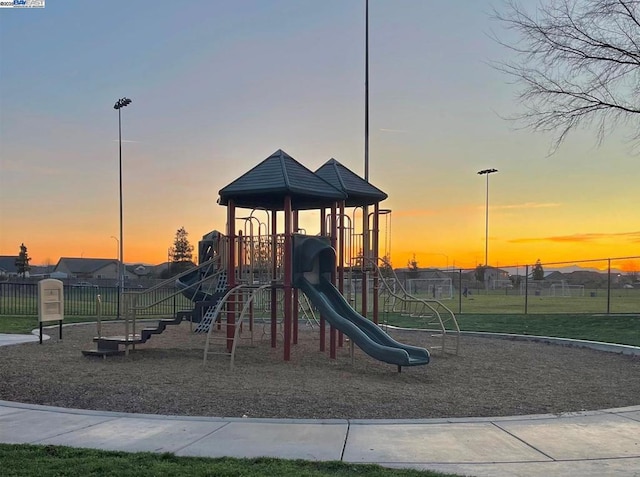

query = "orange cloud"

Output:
[[491, 202, 561, 210], [618, 260, 640, 272], [393, 209, 438, 218], [510, 231, 640, 244], [472, 202, 561, 212]]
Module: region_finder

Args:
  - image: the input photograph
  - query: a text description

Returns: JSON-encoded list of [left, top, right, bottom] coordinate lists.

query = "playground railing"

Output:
[[121, 258, 223, 340]]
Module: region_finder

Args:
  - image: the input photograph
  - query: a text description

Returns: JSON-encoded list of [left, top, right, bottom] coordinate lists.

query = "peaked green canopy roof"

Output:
[[218, 149, 347, 210], [314, 158, 388, 206]]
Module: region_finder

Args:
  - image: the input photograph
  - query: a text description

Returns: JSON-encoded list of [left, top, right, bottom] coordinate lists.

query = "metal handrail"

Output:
[[125, 257, 221, 311]]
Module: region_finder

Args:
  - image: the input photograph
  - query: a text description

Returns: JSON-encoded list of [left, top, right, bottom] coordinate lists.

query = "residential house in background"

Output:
[[484, 266, 511, 289], [128, 263, 152, 278], [54, 257, 135, 281], [0, 256, 19, 278]]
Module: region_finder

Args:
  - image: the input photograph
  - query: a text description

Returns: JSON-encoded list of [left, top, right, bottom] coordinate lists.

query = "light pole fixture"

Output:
[[477, 168, 498, 267], [114, 97, 132, 319]]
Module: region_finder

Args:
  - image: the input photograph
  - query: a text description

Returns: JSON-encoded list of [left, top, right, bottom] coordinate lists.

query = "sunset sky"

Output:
[[1, 1, 638, 272]]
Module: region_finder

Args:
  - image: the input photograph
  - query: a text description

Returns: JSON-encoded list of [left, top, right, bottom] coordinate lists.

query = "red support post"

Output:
[[283, 196, 293, 361], [319, 208, 326, 352], [362, 205, 368, 319], [330, 202, 341, 351], [293, 210, 299, 344], [238, 230, 244, 281], [373, 202, 380, 324], [338, 201, 345, 294], [270, 209, 278, 348]]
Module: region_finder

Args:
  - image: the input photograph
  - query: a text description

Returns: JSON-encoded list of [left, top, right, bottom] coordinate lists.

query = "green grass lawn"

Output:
[[4, 311, 640, 346], [406, 288, 640, 315], [384, 312, 640, 347], [0, 444, 454, 477], [457, 313, 640, 346], [0, 316, 99, 334]]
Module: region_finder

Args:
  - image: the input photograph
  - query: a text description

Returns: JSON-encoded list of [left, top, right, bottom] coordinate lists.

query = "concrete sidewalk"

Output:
[[1, 334, 639, 476]]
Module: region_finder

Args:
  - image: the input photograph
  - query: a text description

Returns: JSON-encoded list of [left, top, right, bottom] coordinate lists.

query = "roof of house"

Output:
[[55, 258, 117, 274], [0, 256, 18, 274], [218, 149, 347, 210], [394, 268, 450, 279], [544, 271, 565, 280], [314, 158, 387, 206]]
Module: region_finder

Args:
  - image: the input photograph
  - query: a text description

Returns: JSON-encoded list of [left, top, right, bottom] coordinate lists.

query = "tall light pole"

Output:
[[477, 168, 498, 267], [114, 97, 132, 319], [364, 0, 369, 182], [110, 236, 120, 319]]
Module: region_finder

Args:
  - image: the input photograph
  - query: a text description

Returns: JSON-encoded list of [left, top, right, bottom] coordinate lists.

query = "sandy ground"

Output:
[[0, 320, 638, 419]]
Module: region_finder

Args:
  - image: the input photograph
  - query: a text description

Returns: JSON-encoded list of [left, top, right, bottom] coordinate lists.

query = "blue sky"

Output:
[[1, 0, 638, 269]]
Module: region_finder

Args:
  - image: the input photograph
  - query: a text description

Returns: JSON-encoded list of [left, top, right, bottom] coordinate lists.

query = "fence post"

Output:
[[524, 264, 529, 315], [607, 258, 611, 314], [458, 269, 462, 314]]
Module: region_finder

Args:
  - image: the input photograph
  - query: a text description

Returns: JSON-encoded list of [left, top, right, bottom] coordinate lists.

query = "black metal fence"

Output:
[[0, 282, 192, 317]]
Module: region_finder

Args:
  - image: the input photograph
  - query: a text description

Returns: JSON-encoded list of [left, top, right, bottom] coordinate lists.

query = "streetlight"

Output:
[[114, 97, 132, 319], [110, 235, 120, 319], [364, 0, 369, 181], [477, 168, 498, 267]]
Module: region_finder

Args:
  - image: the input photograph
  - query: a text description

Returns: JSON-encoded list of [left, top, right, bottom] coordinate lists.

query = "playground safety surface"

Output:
[[0, 322, 639, 419], [1, 329, 640, 476]]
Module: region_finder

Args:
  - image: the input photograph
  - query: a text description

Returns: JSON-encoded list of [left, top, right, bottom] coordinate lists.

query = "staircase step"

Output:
[[82, 348, 125, 357], [93, 334, 144, 344], [159, 318, 180, 324]]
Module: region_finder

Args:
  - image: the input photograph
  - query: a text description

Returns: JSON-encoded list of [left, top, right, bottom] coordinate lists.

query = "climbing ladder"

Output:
[[203, 284, 270, 369], [193, 270, 228, 333], [298, 292, 319, 328]]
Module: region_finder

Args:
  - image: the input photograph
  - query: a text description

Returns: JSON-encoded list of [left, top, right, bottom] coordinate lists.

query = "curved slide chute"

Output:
[[175, 268, 217, 303], [293, 233, 429, 368], [174, 258, 228, 329], [299, 276, 430, 368]]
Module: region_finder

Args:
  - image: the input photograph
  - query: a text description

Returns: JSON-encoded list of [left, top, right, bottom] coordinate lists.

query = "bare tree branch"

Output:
[[492, 0, 640, 152]]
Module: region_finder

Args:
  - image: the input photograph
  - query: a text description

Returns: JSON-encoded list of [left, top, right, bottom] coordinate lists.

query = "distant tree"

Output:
[[493, 0, 640, 152], [407, 254, 419, 273], [475, 265, 486, 283], [15, 243, 31, 278], [379, 254, 394, 278], [169, 227, 194, 274], [532, 259, 545, 280]]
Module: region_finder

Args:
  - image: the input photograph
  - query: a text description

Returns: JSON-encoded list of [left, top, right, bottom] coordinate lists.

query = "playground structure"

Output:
[[82, 149, 459, 368]]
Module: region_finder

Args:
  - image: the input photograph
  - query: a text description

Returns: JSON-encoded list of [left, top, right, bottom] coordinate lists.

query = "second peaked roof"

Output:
[[218, 149, 347, 210], [314, 158, 387, 206]]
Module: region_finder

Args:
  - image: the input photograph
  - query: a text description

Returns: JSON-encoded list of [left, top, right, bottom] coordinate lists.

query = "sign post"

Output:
[[37, 279, 64, 344]]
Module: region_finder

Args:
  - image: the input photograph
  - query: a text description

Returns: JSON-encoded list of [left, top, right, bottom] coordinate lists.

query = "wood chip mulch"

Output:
[[1, 321, 638, 419]]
